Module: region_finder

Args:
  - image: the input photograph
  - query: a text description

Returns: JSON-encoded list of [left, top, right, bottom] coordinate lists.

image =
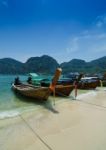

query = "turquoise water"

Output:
[[0, 75, 71, 119], [0, 75, 43, 119]]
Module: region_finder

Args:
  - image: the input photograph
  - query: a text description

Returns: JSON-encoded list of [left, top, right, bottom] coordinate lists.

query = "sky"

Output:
[[0, 0, 106, 63]]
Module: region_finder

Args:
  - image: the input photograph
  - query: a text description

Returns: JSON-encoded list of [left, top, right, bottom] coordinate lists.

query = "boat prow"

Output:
[[12, 68, 62, 101]]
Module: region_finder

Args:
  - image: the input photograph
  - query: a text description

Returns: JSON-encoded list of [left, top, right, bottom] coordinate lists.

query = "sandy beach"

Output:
[[0, 87, 106, 150]]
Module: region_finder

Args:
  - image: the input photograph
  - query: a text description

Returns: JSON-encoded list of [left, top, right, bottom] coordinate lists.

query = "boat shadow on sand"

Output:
[[13, 91, 59, 114]]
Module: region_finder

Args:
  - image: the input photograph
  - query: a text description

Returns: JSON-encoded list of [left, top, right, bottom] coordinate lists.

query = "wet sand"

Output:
[[0, 87, 106, 150]]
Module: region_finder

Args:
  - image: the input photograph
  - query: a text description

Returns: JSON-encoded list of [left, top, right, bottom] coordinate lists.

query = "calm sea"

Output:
[[0, 75, 44, 119], [0, 75, 67, 120]]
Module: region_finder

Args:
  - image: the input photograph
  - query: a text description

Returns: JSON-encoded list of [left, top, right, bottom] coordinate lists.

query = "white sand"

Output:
[[0, 87, 106, 150]]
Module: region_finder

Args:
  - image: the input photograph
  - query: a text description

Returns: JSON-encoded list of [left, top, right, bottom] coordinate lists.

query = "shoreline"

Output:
[[0, 87, 106, 150], [0, 88, 90, 120], [0, 87, 105, 120]]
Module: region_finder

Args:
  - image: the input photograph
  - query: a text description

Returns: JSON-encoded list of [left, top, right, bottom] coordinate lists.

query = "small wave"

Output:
[[0, 105, 40, 120], [0, 110, 20, 119]]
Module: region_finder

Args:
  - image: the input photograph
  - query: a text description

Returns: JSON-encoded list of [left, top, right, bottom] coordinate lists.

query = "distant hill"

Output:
[[25, 55, 59, 74], [60, 59, 86, 73], [88, 56, 106, 70], [0, 55, 106, 74], [0, 55, 59, 74], [60, 56, 106, 74], [0, 58, 24, 74]]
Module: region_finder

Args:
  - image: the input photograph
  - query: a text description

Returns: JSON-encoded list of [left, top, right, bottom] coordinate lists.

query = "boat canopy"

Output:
[[29, 73, 39, 77]]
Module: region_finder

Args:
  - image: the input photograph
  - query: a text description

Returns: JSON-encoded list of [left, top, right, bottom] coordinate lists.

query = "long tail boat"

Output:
[[27, 77, 73, 97], [12, 68, 62, 101], [78, 77, 99, 89], [55, 85, 74, 96], [27, 73, 83, 97], [53, 74, 83, 96]]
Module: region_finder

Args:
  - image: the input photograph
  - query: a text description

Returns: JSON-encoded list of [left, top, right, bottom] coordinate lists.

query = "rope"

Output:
[[19, 115, 53, 150]]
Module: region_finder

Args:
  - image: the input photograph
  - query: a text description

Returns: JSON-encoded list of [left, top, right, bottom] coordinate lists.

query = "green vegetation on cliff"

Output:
[[0, 55, 106, 74]]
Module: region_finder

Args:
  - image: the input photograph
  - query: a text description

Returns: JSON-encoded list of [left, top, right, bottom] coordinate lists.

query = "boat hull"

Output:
[[54, 85, 74, 96], [78, 82, 98, 89], [12, 84, 51, 101]]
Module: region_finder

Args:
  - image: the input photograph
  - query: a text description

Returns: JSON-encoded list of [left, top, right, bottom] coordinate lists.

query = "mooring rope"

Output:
[[19, 114, 53, 150]]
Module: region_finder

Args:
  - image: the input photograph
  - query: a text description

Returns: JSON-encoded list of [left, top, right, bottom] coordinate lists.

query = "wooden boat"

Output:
[[41, 74, 83, 97], [12, 84, 51, 100], [41, 77, 73, 86], [30, 78, 74, 96], [28, 73, 83, 97], [54, 74, 83, 96], [78, 77, 99, 89], [78, 82, 98, 89], [12, 68, 62, 101], [54, 85, 74, 96]]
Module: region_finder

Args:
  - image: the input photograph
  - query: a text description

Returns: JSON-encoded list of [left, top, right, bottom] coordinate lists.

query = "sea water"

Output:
[[0, 75, 43, 119], [0, 75, 72, 119]]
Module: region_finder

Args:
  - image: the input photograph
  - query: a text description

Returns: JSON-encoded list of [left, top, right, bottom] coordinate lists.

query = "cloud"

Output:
[[96, 21, 103, 28], [95, 15, 106, 28], [66, 29, 106, 61], [0, 0, 8, 7], [65, 14, 106, 61], [66, 37, 79, 53], [66, 33, 92, 54]]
